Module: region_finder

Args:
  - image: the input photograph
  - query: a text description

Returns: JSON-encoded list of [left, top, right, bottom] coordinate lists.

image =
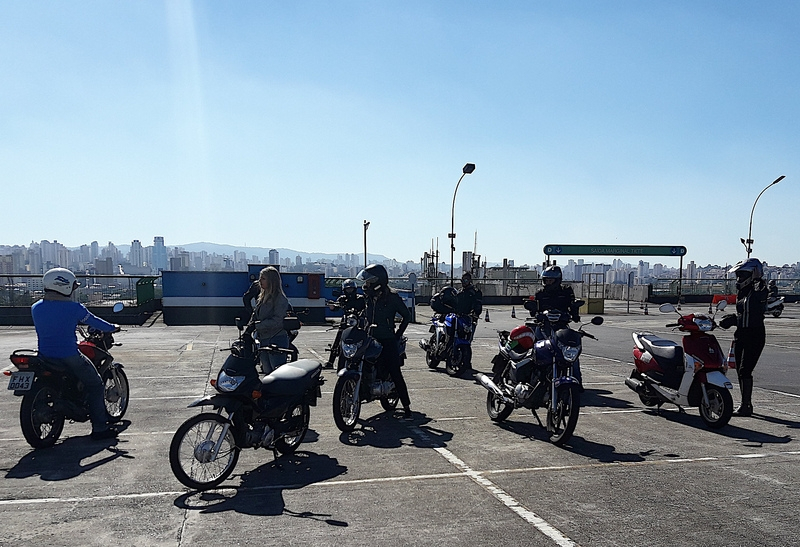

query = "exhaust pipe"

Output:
[[477, 373, 514, 404], [625, 377, 644, 393]]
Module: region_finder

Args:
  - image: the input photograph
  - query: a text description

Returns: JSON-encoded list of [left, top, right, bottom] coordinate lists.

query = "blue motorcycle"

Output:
[[419, 312, 475, 377]]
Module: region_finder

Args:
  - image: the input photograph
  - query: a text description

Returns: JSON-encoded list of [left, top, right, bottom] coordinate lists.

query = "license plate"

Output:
[[7, 372, 34, 391]]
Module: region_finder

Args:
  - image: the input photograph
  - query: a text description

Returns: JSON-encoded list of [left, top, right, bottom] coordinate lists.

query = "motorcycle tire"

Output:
[[19, 383, 65, 449], [425, 336, 440, 369], [101, 365, 129, 423], [772, 309, 782, 318], [446, 346, 472, 377], [380, 394, 399, 411], [333, 376, 361, 432], [169, 413, 240, 490], [547, 384, 580, 446], [699, 384, 733, 429], [274, 402, 310, 454], [486, 372, 514, 422]]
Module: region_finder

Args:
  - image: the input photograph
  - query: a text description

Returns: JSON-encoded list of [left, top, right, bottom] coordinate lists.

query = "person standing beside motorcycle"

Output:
[[324, 279, 366, 369], [526, 265, 585, 390], [31, 268, 120, 441], [455, 272, 483, 319], [251, 266, 291, 374], [729, 258, 768, 417], [357, 264, 413, 418], [242, 273, 259, 318], [768, 279, 778, 300]]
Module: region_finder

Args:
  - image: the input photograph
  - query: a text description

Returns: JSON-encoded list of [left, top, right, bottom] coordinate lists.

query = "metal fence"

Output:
[[0, 275, 162, 308]]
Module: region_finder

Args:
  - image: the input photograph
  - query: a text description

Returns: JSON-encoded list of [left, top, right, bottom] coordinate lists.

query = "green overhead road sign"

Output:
[[543, 245, 687, 257]]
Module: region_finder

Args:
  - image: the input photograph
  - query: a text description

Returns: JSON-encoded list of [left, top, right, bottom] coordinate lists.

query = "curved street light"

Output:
[[363, 220, 370, 269], [741, 175, 785, 258], [450, 163, 476, 286]]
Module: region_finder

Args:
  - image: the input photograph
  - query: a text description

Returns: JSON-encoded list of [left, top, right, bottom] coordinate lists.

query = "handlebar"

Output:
[[666, 323, 679, 328]]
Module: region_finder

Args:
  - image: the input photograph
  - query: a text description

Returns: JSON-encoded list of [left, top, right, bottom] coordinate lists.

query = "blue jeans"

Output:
[[57, 353, 109, 433], [258, 331, 290, 374]]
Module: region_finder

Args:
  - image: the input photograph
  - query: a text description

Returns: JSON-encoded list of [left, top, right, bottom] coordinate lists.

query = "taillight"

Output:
[[10, 355, 31, 369]]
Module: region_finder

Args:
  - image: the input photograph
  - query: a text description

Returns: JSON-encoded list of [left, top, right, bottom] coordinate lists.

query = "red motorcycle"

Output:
[[625, 301, 734, 429]]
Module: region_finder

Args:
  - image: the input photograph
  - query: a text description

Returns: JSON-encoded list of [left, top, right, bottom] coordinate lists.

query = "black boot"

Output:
[[734, 378, 753, 416]]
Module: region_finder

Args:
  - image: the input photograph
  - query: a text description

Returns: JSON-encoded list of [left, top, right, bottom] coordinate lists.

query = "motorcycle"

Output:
[[625, 301, 734, 429], [169, 318, 323, 490], [332, 316, 407, 432], [324, 301, 361, 371], [766, 295, 785, 318], [419, 312, 476, 377], [4, 302, 129, 449], [477, 308, 603, 446]]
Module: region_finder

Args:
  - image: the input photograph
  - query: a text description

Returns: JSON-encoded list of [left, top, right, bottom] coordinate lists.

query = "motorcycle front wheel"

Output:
[[425, 336, 440, 369], [699, 385, 733, 429], [274, 403, 310, 454], [101, 365, 129, 422], [772, 309, 783, 318], [547, 384, 580, 446], [486, 373, 514, 422], [333, 377, 361, 432], [446, 345, 472, 377], [20, 383, 65, 449], [169, 413, 240, 490]]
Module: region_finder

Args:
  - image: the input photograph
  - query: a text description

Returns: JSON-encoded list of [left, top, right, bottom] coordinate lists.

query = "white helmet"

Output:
[[43, 268, 79, 296]]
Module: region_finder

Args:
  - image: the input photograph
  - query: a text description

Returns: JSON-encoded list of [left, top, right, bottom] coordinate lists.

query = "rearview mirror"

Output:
[[659, 303, 676, 314], [591, 316, 604, 326], [716, 300, 727, 311]]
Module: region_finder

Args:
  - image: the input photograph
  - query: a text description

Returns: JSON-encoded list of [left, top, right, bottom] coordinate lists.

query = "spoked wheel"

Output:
[[699, 385, 733, 429], [19, 383, 65, 449], [101, 365, 129, 422], [486, 373, 514, 422], [169, 413, 240, 490], [446, 346, 472, 377], [380, 393, 399, 411], [333, 377, 361, 432], [425, 336, 440, 369], [274, 403, 310, 454], [547, 384, 580, 446]]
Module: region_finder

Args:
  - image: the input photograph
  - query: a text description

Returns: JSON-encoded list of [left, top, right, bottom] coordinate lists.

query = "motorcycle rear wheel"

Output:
[[101, 365, 129, 422], [20, 383, 65, 449], [772, 309, 783, 318], [486, 373, 514, 422], [547, 384, 580, 446], [446, 346, 472, 377], [333, 377, 361, 432], [169, 413, 240, 490], [699, 385, 733, 429], [274, 403, 310, 454]]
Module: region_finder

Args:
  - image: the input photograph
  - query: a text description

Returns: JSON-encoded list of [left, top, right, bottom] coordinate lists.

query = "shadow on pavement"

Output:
[[337, 411, 453, 449], [644, 408, 793, 444], [5, 421, 133, 481], [174, 451, 348, 525]]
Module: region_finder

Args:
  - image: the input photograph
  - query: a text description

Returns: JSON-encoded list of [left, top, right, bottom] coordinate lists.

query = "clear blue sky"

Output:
[[2, 1, 798, 268]]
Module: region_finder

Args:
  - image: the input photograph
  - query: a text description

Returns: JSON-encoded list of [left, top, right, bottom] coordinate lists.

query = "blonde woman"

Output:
[[252, 266, 290, 373]]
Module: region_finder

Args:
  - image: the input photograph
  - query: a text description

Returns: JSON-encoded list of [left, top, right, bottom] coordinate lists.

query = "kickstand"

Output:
[[676, 405, 686, 414], [531, 408, 545, 428]]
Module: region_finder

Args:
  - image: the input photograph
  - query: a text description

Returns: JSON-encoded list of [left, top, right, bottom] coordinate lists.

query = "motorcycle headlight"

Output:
[[559, 343, 580, 362], [217, 371, 245, 392], [342, 341, 362, 359]]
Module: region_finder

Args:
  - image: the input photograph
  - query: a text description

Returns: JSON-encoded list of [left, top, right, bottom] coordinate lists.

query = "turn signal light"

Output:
[[2, 371, 10, 376], [210, 379, 216, 387], [251, 391, 262, 399]]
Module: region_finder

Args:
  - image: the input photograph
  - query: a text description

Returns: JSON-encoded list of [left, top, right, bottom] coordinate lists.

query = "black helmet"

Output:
[[357, 264, 388, 296], [541, 265, 562, 288], [342, 278, 357, 296], [461, 271, 473, 288]]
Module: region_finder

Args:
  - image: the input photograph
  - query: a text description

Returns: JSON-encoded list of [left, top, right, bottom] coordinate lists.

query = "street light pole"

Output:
[[363, 220, 370, 269], [450, 163, 476, 286], [742, 175, 785, 258]]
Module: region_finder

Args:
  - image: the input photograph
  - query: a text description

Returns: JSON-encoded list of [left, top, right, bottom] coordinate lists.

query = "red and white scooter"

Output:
[[625, 301, 734, 429]]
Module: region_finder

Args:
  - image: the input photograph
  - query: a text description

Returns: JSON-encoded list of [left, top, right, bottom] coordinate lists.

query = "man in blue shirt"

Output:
[[31, 268, 120, 440]]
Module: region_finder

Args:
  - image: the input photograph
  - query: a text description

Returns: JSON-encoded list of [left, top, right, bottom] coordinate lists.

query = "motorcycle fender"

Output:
[[428, 325, 435, 333], [187, 394, 244, 413], [554, 376, 579, 388], [337, 368, 360, 381], [703, 370, 733, 390]]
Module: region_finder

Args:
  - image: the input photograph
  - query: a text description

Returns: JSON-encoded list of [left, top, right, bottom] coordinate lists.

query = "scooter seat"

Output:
[[260, 359, 321, 396], [636, 334, 684, 363]]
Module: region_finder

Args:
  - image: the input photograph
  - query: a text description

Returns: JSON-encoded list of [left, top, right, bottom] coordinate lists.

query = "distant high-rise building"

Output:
[[153, 236, 168, 272], [269, 249, 279, 265], [296, 255, 302, 267], [130, 240, 144, 267], [90, 241, 99, 261]]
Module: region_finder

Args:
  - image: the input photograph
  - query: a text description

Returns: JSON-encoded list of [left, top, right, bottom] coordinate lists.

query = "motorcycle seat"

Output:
[[260, 359, 321, 396], [635, 334, 684, 363]]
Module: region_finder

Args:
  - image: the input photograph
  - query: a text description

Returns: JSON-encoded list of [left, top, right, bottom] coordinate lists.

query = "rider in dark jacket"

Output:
[[455, 272, 483, 317], [526, 265, 584, 390], [729, 258, 768, 417], [358, 264, 413, 418]]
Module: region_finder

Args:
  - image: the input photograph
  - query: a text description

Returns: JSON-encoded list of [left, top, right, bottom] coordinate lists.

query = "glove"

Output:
[[719, 313, 737, 330]]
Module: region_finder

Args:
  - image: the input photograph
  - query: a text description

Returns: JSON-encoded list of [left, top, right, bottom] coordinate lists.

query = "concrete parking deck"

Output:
[[0, 302, 799, 546]]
